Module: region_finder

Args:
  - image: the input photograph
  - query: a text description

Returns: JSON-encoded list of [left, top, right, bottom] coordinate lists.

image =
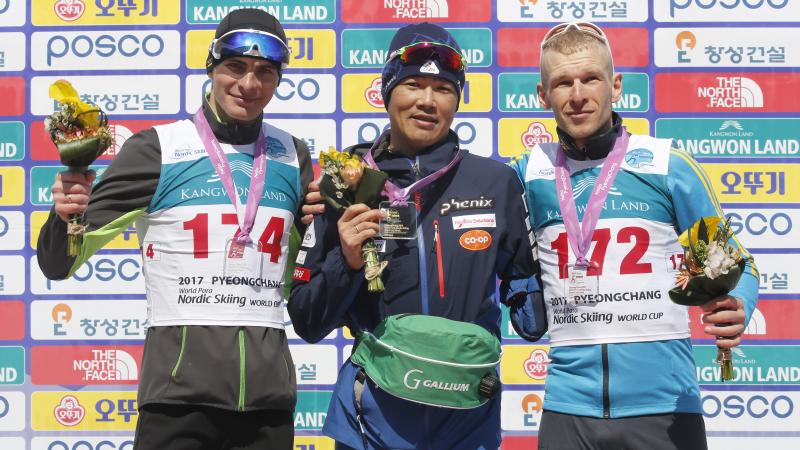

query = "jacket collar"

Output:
[[200, 96, 262, 145], [372, 130, 462, 189], [557, 111, 622, 161]]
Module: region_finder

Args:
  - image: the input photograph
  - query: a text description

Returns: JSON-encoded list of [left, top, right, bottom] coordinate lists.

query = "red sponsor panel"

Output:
[[502, 435, 539, 450], [0, 301, 25, 340], [498, 28, 649, 68], [31, 346, 144, 385], [0, 77, 25, 116], [342, 0, 491, 23], [689, 300, 800, 340], [655, 73, 800, 113], [30, 120, 171, 161]]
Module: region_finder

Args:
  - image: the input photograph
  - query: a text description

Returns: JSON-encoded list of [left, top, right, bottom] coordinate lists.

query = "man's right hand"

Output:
[[52, 170, 96, 223], [300, 178, 325, 225]]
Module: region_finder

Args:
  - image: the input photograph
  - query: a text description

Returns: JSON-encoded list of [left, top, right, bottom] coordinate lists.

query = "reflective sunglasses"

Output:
[[386, 41, 467, 72], [540, 21, 609, 49], [210, 29, 291, 68]]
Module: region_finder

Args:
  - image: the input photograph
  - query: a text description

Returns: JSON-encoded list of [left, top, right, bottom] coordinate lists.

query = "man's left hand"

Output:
[[701, 295, 745, 348]]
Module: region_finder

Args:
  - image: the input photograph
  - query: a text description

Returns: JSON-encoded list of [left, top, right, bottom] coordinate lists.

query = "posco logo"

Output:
[[728, 211, 792, 236], [275, 77, 321, 101], [703, 393, 793, 419], [670, 0, 789, 17], [46, 33, 164, 66]]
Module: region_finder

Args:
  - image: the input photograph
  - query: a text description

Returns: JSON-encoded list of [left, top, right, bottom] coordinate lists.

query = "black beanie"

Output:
[[381, 22, 466, 109], [205, 8, 287, 73]]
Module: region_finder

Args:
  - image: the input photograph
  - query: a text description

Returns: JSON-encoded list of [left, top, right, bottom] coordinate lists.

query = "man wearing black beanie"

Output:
[[37, 9, 313, 449], [290, 22, 543, 449]]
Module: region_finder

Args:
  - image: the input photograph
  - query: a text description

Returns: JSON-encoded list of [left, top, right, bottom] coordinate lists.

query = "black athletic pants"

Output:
[[133, 403, 294, 450], [538, 410, 707, 450]]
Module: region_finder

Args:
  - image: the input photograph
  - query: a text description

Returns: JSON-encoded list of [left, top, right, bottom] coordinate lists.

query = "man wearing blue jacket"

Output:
[[509, 22, 759, 450], [289, 23, 541, 449]]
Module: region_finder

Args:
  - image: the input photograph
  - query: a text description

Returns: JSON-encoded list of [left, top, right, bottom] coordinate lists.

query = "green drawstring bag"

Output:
[[350, 314, 502, 409]]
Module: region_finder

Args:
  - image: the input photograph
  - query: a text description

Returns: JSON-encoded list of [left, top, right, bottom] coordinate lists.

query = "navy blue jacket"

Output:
[[288, 132, 543, 449]]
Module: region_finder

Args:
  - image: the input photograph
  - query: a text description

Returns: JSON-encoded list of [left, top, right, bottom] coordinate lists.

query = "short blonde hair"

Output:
[[539, 28, 614, 87]]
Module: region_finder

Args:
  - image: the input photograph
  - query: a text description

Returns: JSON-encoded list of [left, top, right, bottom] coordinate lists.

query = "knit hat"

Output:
[[205, 8, 288, 74], [381, 23, 466, 109]]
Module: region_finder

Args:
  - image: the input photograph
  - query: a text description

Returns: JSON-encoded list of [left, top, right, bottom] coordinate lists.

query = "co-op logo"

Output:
[[703, 393, 793, 419], [46, 441, 134, 450], [727, 211, 792, 236], [670, 0, 789, 17], [47, 33, 165, 66], [356, 121, 478, 147]]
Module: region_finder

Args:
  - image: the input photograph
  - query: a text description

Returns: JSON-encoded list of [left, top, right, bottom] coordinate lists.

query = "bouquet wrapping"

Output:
[[318, 149, 388, 292], [669, 216, 744, 381], [45, 80, 113, 256]]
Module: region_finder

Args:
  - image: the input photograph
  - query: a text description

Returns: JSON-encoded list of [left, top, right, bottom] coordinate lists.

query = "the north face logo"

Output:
[[420, 60, 440, 74]]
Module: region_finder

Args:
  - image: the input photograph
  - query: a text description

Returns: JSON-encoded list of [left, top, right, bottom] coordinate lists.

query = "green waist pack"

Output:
[[350, 314, 502, 409]]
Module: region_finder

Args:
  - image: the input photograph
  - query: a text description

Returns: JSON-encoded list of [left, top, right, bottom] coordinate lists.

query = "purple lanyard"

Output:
[[363, 131, 463, 205], [554, 127, 630, 268], [193, 108, 266, 244]]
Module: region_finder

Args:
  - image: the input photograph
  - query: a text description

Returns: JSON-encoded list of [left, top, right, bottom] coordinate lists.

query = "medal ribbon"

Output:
[[193, 108, 266, 244], [555, 127, 630, 268], [363, 130, 463, 206]]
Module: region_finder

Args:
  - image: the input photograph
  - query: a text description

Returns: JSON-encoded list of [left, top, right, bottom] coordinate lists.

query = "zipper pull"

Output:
[[433, 220, 439, 253]]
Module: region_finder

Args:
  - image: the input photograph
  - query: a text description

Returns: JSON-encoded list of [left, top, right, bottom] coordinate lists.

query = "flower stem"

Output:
[[362, 239, 386, 293], [717, 347, 734, 382]]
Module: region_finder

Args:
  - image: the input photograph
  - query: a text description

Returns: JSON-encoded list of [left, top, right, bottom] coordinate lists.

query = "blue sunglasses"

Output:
[[210, 29, 291, 68]]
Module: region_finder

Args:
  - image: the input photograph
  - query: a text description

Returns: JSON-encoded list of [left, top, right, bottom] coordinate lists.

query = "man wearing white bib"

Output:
[[508, 22, 759, 450], [37, 9, 312, 449]]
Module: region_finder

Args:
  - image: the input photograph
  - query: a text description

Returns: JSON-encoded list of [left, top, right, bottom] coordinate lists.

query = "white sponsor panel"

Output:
[[32, 30, 181, 71], [0, 211, 24, 250], [31, 300, 148, 340], [498, 0, 648, 22], [185, 74, 336, 114], [30, 254, 145, 295], [283, 302, 336, 340], [755, 253, 799, 294], [32, 436, 135, 450], [266, 119, 336, 160], [702, 391, 800, 432], [725, 208, 800, 249], [0, 437, 24, 450], [340, 118, 493, 157], [500, 390, 545, 431], [0, 32, 25, 71], [0, 0, 25, 27], [655, 0, 799, 22], [655, 27, 800, 67], [343, 345, 353, 365], [0, 392, 25, 432], [32, 75, 180, 116], [0, 255, 25, 295], [708, 436, 800, 450], [289, 344, 339, 384]]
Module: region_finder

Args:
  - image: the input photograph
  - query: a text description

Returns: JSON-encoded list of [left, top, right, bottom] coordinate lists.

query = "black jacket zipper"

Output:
[[602, 343, 610, 418]]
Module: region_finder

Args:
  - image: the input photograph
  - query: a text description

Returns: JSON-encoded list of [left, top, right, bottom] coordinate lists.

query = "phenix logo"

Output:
[[697, 77, 764, 109], [384, 0, 449, 19]]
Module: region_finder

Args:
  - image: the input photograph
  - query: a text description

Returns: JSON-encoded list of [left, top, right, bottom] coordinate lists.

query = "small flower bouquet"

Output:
[[669, 216, 745, 381], [45, 80, 113, 256], [318, 148, 388, 292]]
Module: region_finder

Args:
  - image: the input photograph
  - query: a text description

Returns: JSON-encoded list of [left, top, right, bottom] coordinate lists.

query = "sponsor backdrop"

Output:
[[1, 0, 798, 448]]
